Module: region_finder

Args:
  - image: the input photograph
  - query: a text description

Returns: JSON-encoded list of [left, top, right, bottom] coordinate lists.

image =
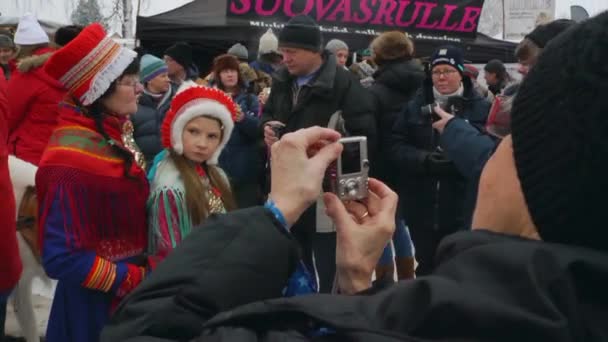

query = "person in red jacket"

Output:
[[0, 65, 23, 340], [6, 14, 68, 166]]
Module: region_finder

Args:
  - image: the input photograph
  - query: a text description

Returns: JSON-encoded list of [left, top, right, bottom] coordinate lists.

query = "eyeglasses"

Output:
[[117, 79, 142, 90], [432, 69, 458, 77]]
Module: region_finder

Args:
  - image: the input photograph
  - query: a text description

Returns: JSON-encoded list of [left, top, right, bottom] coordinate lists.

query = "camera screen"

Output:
[[341, 141, 361, 174]]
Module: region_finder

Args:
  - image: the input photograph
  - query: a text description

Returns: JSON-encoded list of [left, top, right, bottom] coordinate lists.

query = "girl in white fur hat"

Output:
[[147, 83, 237, 263]]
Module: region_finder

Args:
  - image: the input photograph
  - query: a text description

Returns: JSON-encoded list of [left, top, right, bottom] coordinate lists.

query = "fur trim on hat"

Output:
[[161, 83, 236, 165], [371, 31, 414, 65]]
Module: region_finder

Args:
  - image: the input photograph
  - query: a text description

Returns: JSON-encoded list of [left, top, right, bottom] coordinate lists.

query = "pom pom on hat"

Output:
[[14, 13, 49, 45], [45, 23, 137, 106], [161, 83, 237, 164]]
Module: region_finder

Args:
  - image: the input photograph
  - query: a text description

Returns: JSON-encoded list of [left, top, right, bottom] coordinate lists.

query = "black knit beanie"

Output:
[[525, 19, 575, 48], [164, 42, 193, 69], [54, 25, 84, 47], [279, 15, 322, 52], [484, 59, 506, 74], [511, 11, 608, 252]]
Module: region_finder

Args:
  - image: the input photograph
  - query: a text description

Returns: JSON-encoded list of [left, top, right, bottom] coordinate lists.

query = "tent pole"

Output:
[[502, 0, 506, 40]]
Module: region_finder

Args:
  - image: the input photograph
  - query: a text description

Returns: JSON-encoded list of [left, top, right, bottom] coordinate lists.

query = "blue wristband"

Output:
[[264, 198, 289, 231]]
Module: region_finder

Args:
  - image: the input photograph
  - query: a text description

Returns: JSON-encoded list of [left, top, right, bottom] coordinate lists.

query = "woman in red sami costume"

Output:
[[36, 23, 149, 342]]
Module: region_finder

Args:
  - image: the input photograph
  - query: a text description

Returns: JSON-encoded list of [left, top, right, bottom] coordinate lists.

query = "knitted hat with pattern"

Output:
[[44, 23, 137, 106], [140, 54, 168, 83]]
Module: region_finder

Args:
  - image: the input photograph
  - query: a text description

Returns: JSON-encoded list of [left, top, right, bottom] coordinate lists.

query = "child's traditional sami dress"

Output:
[[36, 104, 150, 342], [147, 150, 228, 262]]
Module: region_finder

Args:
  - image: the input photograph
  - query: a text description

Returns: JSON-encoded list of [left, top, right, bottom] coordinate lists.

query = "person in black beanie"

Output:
[[389, 45, 490, 275], [163, 42, 203, 86], [515, 19, 575, 76], [261, 14, 377, 293], [53, 25, 84, 47], [483, 59, 512, 96]]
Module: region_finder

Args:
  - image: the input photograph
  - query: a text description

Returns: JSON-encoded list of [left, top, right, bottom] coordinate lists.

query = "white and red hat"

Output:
[[44, 23, 137, 106], [161, 82, 236, 165]]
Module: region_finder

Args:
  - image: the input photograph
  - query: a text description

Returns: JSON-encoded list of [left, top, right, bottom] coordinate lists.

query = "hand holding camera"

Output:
[[269, 127, 343, 227], [263, 121, 285, 148], [431, 104, 455, 133]]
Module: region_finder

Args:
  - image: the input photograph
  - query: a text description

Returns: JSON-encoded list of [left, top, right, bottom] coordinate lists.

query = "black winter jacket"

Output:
[[261, 51, 377, 152], [102, 208, 608, 341], [368, 59, 424, 187], [132, 87, 176, 168], [389, 81, 490, 234]]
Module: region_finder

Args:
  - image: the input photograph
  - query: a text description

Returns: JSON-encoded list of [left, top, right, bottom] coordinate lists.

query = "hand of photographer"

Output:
[[432, 104, 454, 134], [269, 127, 343, 227], [323, 179, 398, 295], [263, 121, 283, 147]]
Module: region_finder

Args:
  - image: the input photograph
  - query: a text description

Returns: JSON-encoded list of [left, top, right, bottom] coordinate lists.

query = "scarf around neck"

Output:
[[433, 83, 464, 107]]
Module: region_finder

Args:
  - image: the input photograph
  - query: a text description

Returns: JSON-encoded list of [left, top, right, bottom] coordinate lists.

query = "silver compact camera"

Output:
[[323, 136, 370, 201]]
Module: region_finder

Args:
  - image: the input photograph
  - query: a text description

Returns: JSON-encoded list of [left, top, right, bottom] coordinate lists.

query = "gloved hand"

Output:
[[424, 151, 458, 176]]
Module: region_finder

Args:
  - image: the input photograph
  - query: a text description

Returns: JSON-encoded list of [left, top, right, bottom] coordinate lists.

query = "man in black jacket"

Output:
[[389, 46, 491, 275], [261, 15, 377, 293], [103, 14, 608, 341]]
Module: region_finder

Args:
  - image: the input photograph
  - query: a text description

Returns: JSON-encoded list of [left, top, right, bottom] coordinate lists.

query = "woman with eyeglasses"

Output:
[[389, 45, 491, 276], [36, 23, 150, 342]]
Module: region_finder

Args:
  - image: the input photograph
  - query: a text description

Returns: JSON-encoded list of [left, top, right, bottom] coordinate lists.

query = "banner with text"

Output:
[[226, 0, 486, 42], [504, 0, 555, 41]]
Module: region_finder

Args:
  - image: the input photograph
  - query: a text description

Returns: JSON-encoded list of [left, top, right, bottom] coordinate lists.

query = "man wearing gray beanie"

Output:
[[262, 14, 377, 294]]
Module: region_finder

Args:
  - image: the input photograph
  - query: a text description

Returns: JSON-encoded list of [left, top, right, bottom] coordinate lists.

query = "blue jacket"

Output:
[[219, 90, 262, 184], [439, 118, 499, 228], [250, 60, 275, 75], [389, 82, 491, 233]]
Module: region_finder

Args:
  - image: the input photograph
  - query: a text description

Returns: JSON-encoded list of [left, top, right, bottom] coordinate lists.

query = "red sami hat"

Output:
[[45, 23, 137, 106], [161, 82, 237, 165]]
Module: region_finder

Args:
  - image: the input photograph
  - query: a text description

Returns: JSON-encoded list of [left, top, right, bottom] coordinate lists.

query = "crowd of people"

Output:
[[1, 8, 607, 342]]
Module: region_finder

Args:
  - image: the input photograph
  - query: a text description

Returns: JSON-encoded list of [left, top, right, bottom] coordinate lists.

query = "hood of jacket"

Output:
[[17, 47, 54, 73], [373, 60, 425, 96]]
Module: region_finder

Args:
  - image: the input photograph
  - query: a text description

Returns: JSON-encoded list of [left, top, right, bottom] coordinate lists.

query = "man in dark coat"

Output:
[[261, 15, 377, 292], [389, 46, 490, 275], [102, 15, 608, 339]]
